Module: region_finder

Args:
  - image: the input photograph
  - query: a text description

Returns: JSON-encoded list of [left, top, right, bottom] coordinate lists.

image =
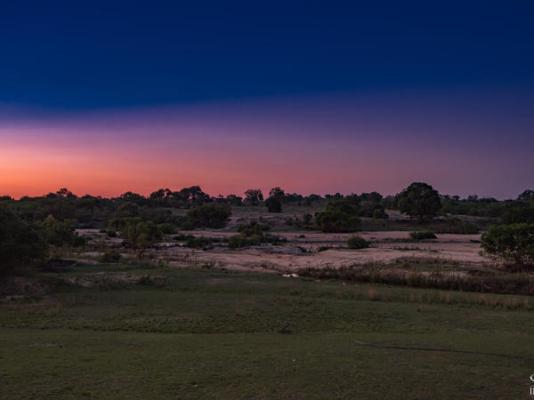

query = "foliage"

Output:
[[481, 223, 534, 265], [410, 231, 437, 240], [315, 198, 361, 232], [347, 236, 370, 249], [396, 182, 441, 221], [121, 219, 163, 256], [40, 215, 85, 247], [243, 189, 264, 206], [184, 204, 231, 229], [99, 250, 122, 263], [228, 221, 285, 248], [0, 206, 48, 275]]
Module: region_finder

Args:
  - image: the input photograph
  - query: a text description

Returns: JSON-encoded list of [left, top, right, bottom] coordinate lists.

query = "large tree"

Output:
[[396, 182, 441, 221]]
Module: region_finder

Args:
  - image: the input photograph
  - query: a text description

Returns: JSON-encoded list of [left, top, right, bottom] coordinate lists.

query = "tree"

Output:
[[518, 190, 534, 203], [244, 189, 264, 206], [40, 215, 85, 247], [0, 206, 48, 276], [396, 182, 441, 221], [121, 219, 162, 257], [265, 187, 285, 213], [185, 204, 231, 229], [315, 198, 361, 232], [481, 223, 534, 266]]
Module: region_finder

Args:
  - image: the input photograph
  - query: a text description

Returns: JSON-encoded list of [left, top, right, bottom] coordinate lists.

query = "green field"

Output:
[[1, 264, 532, 399]]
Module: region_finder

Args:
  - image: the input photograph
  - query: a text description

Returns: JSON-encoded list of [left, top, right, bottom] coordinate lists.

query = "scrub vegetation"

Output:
[[1, 182, 533, 399]]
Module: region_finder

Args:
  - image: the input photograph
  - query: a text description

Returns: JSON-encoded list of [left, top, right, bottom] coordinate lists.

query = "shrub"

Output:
[[228, 221, 286, 248], [436, 218, 479, 234], [158, 223, 176, 235], [347, 236, 370, 249], [315, 199, 361, 233], [120, 219, 162, 256], [40, 214, 85, 247], [481, 223, 534, 266], [0, 206, 49, 276], [410, 231, 437, 240], [184, 204, 231, 229], [99, 250, 122, 263], [184, 236, 216, 249]]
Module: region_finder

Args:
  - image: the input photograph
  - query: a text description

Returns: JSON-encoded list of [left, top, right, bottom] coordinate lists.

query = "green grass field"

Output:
[[1, 264, 532, 399]]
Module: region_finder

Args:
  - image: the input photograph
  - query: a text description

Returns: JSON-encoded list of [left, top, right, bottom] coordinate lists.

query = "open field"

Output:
[[1, 264, 533, 400]]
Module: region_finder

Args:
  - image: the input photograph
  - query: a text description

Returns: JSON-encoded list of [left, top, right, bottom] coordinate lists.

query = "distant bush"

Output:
[[99, 249, 122, 263], [228, 221, 286, 248], [347, 236, 370, 249], [120, 219, 162, 257], [435, 218, 479, 234], [184, 236, 218, 249], [157, 223, 176, 235], [315, 199, 361, 233], [184, 204, 231, 229], [40, 214, 85, 247], [481, 223, 534, 266], [410, 231, 437, 240], [0, 206, 49, 276]]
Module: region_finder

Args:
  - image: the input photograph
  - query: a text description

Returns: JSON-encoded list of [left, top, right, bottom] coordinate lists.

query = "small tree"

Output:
[[41, 215, 85, 247], [266, 187, 285, 213], [396, 182, 441, 221], [122, 219, 162, 257], [244, 189, 264, 206], [481, 223, 534, 266]]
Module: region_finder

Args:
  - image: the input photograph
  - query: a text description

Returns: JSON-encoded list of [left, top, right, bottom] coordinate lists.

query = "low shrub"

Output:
[[410, 231, 437, 240], [99, 250, 122, 263], [347, 236, 370, 249], [481, 223, 534, 266]]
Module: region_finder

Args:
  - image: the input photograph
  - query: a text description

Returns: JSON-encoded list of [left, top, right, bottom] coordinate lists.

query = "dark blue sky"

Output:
[[2, 1, 534, 110]]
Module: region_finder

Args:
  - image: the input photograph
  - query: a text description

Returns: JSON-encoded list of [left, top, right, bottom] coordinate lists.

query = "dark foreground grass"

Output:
[[0, 264, 533, 399]]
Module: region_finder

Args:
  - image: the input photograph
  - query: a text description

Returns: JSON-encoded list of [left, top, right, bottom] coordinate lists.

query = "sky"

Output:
[[1, 1, 533, 199]]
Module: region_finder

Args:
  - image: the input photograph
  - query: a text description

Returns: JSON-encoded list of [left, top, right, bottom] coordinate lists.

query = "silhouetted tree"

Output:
[[396, 182, 441, 221], [244, 189, 264, 206]]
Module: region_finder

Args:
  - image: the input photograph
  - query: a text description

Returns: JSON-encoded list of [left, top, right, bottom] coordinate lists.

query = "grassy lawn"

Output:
[[0, 264, 532, 399]]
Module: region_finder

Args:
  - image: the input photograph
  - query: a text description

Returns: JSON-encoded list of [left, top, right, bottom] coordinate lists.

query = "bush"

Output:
[[436, 218, 479, 234], [184, 236, 217, 249], [40, 214, 85, 247], [347, 236, 370, 249], [0, 206, 49, 276], [481, 223, 534, 265], [99, 250, 122, 263], [228, 221, 286, 248], [315, 199, 361, 233], [184, 204, 231, 229], [410, 231, 437, 240], [158, 223, 176, 234]]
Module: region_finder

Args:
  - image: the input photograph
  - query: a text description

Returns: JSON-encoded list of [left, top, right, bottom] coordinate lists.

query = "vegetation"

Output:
[[481, 223, 534, 266], [0, 206, 48, 276], [315, 198, 361, 232], [228, 221, 286, 248], [0, 265, 532, 399], [410, 231, 438, 240], [184, 204, 231, 229], [396, 182, 442, 221], [347, 236, 371, 249]]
